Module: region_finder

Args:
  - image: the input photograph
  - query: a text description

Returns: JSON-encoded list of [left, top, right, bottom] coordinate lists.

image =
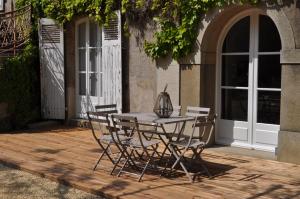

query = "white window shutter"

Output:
[[0, 0, 4, 11], [102, 10, 122, 113], [39, 18, 65, 119]]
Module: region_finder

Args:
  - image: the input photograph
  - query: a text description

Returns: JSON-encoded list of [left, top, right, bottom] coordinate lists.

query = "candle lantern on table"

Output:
[[153, 84, 173, 118]]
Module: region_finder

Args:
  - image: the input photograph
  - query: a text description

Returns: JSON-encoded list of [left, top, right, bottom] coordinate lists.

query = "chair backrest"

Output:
[[185, 106, 210, 118], [195, 114, 217, 145], [181, 106, 211, 147], [171, 105, 182, 117], [111, 115, 151, 150], [95, 104, 118, 115], [111, 115, 137, 144], [95, 104, 118, 127], [87, 104, 118, 141], [87, 111, 110, 142]]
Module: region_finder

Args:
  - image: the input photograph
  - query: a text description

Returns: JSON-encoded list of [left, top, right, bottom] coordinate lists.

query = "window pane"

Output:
[[259, 15, 281, 52], [90, 22, 100, 47], [258, 55, 281, 89], [79, 73, 86, 95], [222, 55, 249, 87], [89, 49, 98, 72], [222, 89, 248, 121], [78, 23, 86, 48], [257, 91, 280, 124], [90, 73, 97, 96], [78, 49, 86, 71], [223, 16, 250, 53]]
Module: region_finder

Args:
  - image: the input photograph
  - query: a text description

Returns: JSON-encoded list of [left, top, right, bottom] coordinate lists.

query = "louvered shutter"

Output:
[[39, 18, 65, 119], [102, 11, 122, 112]]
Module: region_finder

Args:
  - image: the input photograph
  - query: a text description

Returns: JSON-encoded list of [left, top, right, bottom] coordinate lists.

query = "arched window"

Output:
[[217, 11, 281, 152]]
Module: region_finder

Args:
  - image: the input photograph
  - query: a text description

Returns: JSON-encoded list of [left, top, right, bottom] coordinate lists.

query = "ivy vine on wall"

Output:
[[17, 0, 274, 60]]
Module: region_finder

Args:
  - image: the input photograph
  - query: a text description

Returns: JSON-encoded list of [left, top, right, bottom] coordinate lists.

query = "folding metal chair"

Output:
[[111, 115, 161, 182], [165, 106, 216, 182], [87, 104, 129, 171]]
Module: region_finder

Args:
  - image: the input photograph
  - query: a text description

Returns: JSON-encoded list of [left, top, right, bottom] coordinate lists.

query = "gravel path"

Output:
[[0, 163, 105, 199]]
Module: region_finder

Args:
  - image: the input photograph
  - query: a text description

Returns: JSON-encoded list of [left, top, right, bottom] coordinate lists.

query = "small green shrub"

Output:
[[0, 43, 40, 130]]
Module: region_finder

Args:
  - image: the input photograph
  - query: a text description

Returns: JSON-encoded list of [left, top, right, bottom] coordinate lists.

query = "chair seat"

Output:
[[129, 137, 160, 148], [170, 139, 205, 148], [100, 132, 130, 144]]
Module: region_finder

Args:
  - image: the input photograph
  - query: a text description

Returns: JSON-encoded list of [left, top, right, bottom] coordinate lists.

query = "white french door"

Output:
[[216, 11, 282, 152], [76, 19, 103, 117]]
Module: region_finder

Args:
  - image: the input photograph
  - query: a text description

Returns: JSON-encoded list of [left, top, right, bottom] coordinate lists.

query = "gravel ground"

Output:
[[0, 164, 105, 199]]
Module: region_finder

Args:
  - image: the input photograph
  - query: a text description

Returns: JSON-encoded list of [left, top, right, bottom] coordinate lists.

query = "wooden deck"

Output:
[[0, 126, 299, 199]]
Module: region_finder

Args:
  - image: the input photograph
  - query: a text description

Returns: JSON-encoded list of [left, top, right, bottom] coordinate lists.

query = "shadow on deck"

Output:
[[0, 126, 299, 199]]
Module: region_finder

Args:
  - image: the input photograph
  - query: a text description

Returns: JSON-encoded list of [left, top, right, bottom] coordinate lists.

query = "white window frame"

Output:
[[215, 9, 281, 152], [75, 17, 103, 117]]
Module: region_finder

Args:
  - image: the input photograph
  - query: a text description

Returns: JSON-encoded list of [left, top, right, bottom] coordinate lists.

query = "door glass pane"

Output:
[[79, 73, 86, 95], [89, 49, 98, 72], [221, 89, 248, 121], [79, 49, 86, 71], [78, 23, 86, 48], [258, 55, 281, 88], [90, 22, 100, 47], [259, 15, 281, 52], [90, 73, 97, 96], [222, 55, 249, 87], [223, 16, 250, 53], [257, 91, 280, 124]]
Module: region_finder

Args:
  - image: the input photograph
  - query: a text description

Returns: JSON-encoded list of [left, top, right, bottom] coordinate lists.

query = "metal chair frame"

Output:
[[111, 115, 161, 182], [87, 104, 124, 171], [164, 106, 217, 182]]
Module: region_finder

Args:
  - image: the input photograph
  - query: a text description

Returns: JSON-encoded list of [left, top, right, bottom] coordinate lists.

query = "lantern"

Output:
[[153, 84, 173, 118]]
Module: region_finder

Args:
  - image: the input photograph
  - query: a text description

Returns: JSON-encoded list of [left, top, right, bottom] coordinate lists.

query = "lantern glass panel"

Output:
[[153, 92, 173, 118]]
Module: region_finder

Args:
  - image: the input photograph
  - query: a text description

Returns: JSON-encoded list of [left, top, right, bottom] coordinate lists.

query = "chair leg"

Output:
[[138, 145, 158, 182], [160, 151, 175, 177], [171, 148, 187, 170], [93, 143, 111, 171], [98, 142, 114, 163], [93, 150, 106, 171], [118, 149, 133, 177], [110, 150, 124, 175], [170, 146, 193, 183], [151, 145, 162, 158]]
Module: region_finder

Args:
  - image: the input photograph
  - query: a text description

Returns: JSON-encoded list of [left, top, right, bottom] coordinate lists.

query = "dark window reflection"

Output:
[[90, 73, 97, 96], [258, 55, 281, 88], [259, 15, 281, 52], [223, 16, 250, 53], [79, 74, 86, 95], [222, 55, 249, 87], [221, 89, 248, 121], [257, 91, 280, 124]]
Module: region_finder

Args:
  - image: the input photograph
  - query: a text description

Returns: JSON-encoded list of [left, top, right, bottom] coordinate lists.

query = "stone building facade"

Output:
[[125, 1, 300, 164]]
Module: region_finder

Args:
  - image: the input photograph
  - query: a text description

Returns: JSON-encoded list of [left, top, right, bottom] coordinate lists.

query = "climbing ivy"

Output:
[[17, 0, 275, 60], [125, 0, 264, 59], [16, 0, 119, 25]]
